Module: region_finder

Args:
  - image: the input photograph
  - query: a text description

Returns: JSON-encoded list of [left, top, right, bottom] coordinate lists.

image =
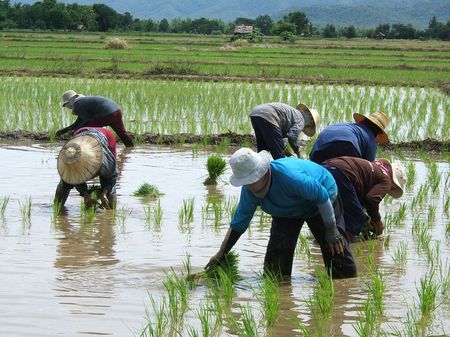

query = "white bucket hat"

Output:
[[62, 89, 81, 107], [229, 148, 272, 187], [57, 135, 103, 185], [296, 103, 320, 137], [388, 162, 406, 198]]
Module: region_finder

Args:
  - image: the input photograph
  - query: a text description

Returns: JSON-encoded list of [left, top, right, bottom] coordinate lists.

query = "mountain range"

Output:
[[14, 0, 450, 28]]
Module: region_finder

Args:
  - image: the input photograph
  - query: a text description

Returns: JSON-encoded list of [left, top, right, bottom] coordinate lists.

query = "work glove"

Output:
[[293, 147, 301, 158], [205, 228, 241, 269], [372, 220, 384, 236], [55, 129, 64, 137], [325, 226, 345, 256], [82, 192, 98, 208], [100, 189, 112, 209]]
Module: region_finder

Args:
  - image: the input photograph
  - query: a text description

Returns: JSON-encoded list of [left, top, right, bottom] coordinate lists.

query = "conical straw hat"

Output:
[[57, 135, 103, 185]]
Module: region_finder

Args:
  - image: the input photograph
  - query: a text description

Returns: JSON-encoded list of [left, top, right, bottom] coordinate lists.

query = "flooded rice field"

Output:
[[0, 141, 449, 337]]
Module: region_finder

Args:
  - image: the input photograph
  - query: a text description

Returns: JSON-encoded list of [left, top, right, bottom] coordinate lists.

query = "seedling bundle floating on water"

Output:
[[203, 154, 227, 185], [132, 183, 164, 198]]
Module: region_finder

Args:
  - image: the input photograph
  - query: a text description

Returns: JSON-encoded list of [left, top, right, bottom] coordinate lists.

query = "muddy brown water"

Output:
[[0, 141, 448, 336]]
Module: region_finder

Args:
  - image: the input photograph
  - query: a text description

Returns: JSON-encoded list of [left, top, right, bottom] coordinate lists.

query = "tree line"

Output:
[[0, 0, 449, 40]]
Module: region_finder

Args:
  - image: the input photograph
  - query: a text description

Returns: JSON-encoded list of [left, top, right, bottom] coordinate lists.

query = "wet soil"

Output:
[[1, 130, 448, 153]]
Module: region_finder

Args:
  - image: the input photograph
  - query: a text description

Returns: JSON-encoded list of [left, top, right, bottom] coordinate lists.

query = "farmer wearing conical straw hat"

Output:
[[250, 103, 320, 159], [321, 156, 406, 242], [56, 90, 134, 147], [309, 111, 389, 164], [54, 127, 118, 209], [205, 148, 357, 279]]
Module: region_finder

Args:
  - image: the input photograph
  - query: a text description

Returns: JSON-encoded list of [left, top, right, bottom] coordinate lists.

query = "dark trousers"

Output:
[[87, 110, 134, 147], [250, 116, 285, 159], [322, 163, 368, 237], [264, 197, 357, 278], [310, 141, 359, 164]]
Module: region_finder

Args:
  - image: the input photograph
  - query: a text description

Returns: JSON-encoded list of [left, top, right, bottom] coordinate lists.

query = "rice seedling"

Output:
[[236, 303, 260, 337], [115, 206, 131, 231], [196, 304, 217, 337], [255, 270, 280, 327], [0, 196, 10, 217], [444, 196, 450, 217], [204, 251, 240, 284], [426, 161, 440, 193], [132, 183, 163, 198], [141, 294, 169, 337], [392, 241, 408, 266], [426, 205, 436, 224], [153, 199, 163, 228], [390, 307, 422, 337], [307, 267, 335, 319], [81, 202, 97, 223], [163, 270, 189, 325], [405, 161, 416, 189], [353, 299, 377, 337], [203, 154, 227, 185], [144, 204, 152, 228], [424, 241, 440, 268], [296, 232, 312, 262], [18, 196, 32, 223], [417, 271, 440, 319], [383, 234, 391, 249], [367, 270, 385, 314], [179, 197, 194, 225]]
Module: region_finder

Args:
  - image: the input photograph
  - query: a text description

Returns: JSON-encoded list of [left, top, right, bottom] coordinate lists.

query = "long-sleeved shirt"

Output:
[[230, 158, 337, 234], [310, 123, 377, 161], [61, 96, 120, 133], [250, 103, 305, 150], [323, 156, 391, 223]]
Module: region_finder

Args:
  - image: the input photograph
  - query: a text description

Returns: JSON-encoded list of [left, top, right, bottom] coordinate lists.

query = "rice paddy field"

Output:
[[0, 31, 449, 337]]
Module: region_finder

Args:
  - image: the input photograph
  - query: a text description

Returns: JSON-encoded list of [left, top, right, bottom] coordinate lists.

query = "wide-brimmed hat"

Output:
[[57, 135, 103, 185], [229, 148, 272, 187], [296, 103, 320, 137], [353, 111, 389, 144], [62, 89, 80, 107], [388, 162, 406, 199]]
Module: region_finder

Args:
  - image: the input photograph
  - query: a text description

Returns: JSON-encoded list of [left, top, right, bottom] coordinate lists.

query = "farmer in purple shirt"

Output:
[[205, 148, 357, 278], [56, 90, 134, 147], [309, 111, 389, 163]]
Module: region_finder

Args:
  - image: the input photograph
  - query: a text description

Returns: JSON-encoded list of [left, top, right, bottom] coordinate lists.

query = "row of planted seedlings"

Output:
[[1, 76, 449, 142]]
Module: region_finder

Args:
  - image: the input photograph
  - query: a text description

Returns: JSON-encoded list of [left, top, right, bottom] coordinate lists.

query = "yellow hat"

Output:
[[296, 103, 320, 137], [57, 135, 103, 185], [353, 111, 389, 144]]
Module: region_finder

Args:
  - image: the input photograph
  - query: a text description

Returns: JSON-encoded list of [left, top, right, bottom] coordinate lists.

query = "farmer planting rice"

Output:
[[321, 156, 406, 242], [54, 127, 118, 209], [250, 103, 320, 159], [309, 111, 389, 163], [205, 148, 357, 279], [56, 90, 134, 147]]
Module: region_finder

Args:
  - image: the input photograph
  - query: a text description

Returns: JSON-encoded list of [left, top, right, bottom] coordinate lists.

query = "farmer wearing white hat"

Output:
[[56, 90, 134, 147], [250, 103, 320, 159], [205, 148, 357, 278], [54, 127, 118, 209], [310, 111, 389, 164], [322, 156, 406, 242]]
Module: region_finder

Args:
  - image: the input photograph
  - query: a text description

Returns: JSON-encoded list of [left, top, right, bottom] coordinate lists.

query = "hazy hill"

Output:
[[13, 0, 450, 28]]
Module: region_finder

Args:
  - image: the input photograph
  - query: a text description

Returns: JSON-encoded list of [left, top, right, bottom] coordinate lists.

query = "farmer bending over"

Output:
[[205, 148, 357, 279], [310, 111, 389, 163], [322, 156, 406, 242], [54, 127, 118, 209], [250, 103, 320, 159], [56, 90, 134, 147]]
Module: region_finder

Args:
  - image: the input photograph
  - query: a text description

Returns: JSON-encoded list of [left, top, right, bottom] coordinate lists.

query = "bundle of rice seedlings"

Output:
[[104, 37, 128, 49], [205, 251, 240, 283], [132, 183, 163, 197], [203, 154, 227, 185]]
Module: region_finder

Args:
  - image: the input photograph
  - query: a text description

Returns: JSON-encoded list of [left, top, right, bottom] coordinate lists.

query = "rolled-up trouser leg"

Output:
[[306, 196, 357, 278], [54, 180, 73, 207], [264, 217, 303, 277]]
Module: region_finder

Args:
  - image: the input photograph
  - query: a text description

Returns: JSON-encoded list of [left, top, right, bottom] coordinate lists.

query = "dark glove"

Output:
[[205, 228, 241, 269], [325, 226, 345, 256], [55, 129, 64, 137]]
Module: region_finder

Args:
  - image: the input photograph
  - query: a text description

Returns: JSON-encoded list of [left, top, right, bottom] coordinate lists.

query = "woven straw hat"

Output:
[[353, 111, 389, 144], [229, 148, 272, 187], [296, 103, 320, 137], [62, 89, 80, 107], [388, 162, 406, 199], [57, 135, 103, 185]]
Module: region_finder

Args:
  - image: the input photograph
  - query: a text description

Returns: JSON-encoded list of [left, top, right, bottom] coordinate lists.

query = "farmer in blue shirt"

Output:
[[309, 111, 389, 163], [205, 148, 357, 278]]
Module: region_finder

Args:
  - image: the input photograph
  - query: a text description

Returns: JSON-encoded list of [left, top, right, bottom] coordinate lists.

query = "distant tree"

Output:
[[322, 24, 337, 38], [119, 12, 133, 30], [342, 25, 356, 38], [426, 16, 444, 38], [271, 21, 296, 36], [283, 11, 310, 35], [389, 23, 416, 39], [234, 17, 255, 25], [93, 3, 119, 31], [437, 21, 450, 40], [255, 15, 273, 35], [159, 18, 169, 32], [191, 17, 225, 34]]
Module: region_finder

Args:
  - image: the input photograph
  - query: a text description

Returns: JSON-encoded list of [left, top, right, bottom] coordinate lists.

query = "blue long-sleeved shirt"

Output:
[[230, 158, 337, 234], [309, 123, 377, 162]]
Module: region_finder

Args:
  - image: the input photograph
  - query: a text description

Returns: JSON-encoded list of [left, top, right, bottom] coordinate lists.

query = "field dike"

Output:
[[0, 130, 448, 153]]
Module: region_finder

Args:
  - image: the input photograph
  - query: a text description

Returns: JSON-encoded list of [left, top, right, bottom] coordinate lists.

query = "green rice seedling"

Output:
[[307, 267, 335, 319], [446, 221, 450, 237], [392, 241, 408, 266], [367, 271, 385, 314], [0, 196, 10, 216], [417, 271, 439, 318], [383, 234, 391, 249], [296, 232, 312, 262], [390, 307, 422, 337], [424, 241, 440, 268], [196, 304, 218, 337], [203, 154, 227, 185], [395, 203, 407, 226], [163, 270, 189, 325], [153, 200, 163, 229], [405, 161, 416, 189], [237, 303, 260, 337], [438, 261, 450, 299], [213, 201, 224, 227], [115, 206, 131, 231], [255, 270, 280, 327], [444, 196, 450, 217], [204, 251, 240, 283], [140, 294, 168, 337], [144, 205, 152, 228], [132, 183, 163, 198], [19, 197, 32, 223], [81, 202, 97, 224], [426, 161, 440, 193], [291, 319, 314, 337], [353, 299, 376, 337], [179, 197, 194, 225], [204, 282, 225, 330], [182, 253, 192, 280], [186, 326, 199, 337], [427, 205, 436, 224]]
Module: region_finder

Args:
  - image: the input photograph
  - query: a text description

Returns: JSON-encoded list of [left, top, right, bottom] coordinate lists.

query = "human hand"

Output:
[[204, 251, 224, 269], [372, 220, 384, 236], [83, 193, 98, 208], [100, 189, 111, 209], [55, 129, 64, 137], [325, 227, 345, 255]]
